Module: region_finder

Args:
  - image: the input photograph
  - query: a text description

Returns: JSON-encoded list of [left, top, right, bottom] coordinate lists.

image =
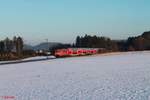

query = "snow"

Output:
[[0, 56, 55, 64], [0, 51, 150, 100], [22, 56, 55, 60]]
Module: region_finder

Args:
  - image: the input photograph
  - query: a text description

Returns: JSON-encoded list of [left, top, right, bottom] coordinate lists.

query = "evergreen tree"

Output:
[[16, 37, 24, 56], [0, 41, 5, 52], [4, 37, 14, 52]]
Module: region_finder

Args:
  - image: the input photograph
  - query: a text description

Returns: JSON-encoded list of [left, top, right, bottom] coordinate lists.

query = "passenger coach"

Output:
[[54, 48, 98, 57]]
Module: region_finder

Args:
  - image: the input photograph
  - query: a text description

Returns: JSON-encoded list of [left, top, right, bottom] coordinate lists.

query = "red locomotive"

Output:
[[54, 48, 98, 57]]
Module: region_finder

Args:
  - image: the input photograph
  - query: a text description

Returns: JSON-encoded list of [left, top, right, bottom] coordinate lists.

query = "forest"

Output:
[[75, 31, 150, 51]]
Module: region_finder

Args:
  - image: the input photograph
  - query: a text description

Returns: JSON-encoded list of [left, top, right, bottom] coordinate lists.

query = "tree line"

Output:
[[75, 31, 150, 51], [0, 31, 150, 60], [0, 36, 24, 60]]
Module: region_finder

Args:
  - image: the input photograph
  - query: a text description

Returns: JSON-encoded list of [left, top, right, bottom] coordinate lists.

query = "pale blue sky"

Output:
[[0, 0, 150, 45]]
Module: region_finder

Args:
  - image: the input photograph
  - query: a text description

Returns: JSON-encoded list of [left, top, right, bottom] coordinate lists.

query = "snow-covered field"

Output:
[[0, 51, 150, 100]]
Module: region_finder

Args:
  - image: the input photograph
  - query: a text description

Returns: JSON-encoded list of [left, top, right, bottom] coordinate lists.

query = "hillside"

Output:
[[23, 42, 62, 51]]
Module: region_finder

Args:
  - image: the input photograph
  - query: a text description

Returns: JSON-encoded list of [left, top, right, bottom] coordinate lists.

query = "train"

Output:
[[54, 48, 99, 57]]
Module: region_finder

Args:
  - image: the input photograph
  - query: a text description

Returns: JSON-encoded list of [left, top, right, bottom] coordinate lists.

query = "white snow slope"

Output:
[[0, 51, 150, 100]]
